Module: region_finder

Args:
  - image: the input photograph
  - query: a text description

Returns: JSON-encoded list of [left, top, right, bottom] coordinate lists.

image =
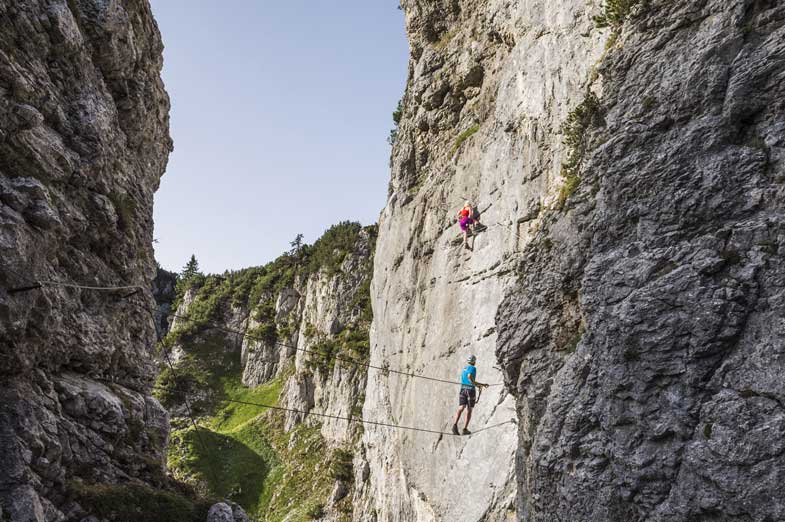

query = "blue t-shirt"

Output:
[[461, 365, 477, 388]]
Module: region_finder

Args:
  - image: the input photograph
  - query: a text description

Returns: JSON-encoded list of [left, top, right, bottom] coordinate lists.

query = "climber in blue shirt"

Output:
[[452, 355, 488, 435]]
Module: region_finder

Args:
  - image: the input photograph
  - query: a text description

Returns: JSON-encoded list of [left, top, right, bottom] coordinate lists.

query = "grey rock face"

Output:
[[495, 1, 785, 521], [242, 286, 302, 387], [282, 231, 375, 444], [207, 501, 249, 522], [359, 0, 605, 520], [0, 0, 171, 520], [207, 503, 234, 522]]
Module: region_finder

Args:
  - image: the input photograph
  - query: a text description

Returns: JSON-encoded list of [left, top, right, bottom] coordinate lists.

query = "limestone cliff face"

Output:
[[357, 1, 606, 520], [494, 2, 785, 521], [0, 0, 172, 520]]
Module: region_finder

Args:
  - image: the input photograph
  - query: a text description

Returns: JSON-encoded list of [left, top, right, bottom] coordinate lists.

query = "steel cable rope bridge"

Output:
[[5, 267, 504, 388], [3, 267, 516, 439], [164, 309, 505, 387], [145, 380, 514, 437]]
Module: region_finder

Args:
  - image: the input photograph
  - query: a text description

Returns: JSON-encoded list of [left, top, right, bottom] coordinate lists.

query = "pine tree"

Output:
[[289, 233, 304, 257], [180, 254, 201, 281]]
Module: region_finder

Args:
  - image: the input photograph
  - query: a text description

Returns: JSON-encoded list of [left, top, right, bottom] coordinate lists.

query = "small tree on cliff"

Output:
[[289, 234, 304, 257], [175, 254, 204, 300], [181, 254, 202, 281], [387, 99, 403, 145]]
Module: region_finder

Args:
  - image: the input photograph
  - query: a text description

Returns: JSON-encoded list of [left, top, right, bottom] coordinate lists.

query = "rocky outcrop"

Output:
[[280, 230, 375, 445], [494, 1, 785, 521], [206, 502, 249, 522], [0, 0, 172, 520]]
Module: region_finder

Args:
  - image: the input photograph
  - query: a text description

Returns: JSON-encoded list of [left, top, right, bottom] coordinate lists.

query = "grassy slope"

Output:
[[166, 364, 340, 521], [167, 373, 284, 514]]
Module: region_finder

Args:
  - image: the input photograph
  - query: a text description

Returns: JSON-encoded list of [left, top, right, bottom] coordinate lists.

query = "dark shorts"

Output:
[[459, 387, 476, 408], [459, 217, 475, 231]]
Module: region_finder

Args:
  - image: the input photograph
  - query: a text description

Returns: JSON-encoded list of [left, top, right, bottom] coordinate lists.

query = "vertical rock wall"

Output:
[[358, 1, 607, 520], [496, 1, 785, 521], [0, 0, 171, 520]]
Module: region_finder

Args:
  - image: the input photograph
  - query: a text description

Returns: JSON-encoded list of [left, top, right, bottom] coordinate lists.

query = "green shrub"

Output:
[[305, 336, 341, 373], [594, 0, 642, 29], [388, 99, 404, 145], [348, 272, 373, 324], [305, 323, 371, 374], [339, 327, 370, 360], [303, 323, 318, 340], [559, 91, 603, 208], [306, 502, 325, 519], [276, 321, 294, 342], [108, 191, 137, 231], [452, 124, 480, 154], [392, 100, 403, 126], [249, 302, 277, 345], [641, 95, 657, 112], [331, 449, 354, 483], [154, 362, 210, 410], [305, 221, 363, 275], [557, 170, 581, 209]]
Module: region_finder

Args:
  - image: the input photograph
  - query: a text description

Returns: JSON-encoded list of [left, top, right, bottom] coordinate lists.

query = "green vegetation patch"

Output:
[[304, 221, 367, 276], [330, 448, 354, 483], [168, 426, 276, 510], [108, 191, 136, 231], [260, 414, 336, 522], [593, 0, 643, 29], [305, 325, 371, 375], [249, 301, 278, 346], [452, 124, 480, 154], [434, 29, 457, 50], [559, 91, 603, 208], [160, 221, 377, 521], [155, 334, 238, 415], [388, 99, 403, 145], [68, 482, 212, 522], [557, 172, 581, 210], [167, 375, 285, 514], [166, 222, 376, 349]]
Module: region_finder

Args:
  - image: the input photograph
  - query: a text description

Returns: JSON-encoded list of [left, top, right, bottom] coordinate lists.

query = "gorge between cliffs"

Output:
[[1, 1, 784, 522]]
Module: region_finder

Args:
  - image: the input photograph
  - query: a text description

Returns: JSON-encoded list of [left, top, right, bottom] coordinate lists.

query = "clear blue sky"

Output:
[[150, 1, 408, 274]]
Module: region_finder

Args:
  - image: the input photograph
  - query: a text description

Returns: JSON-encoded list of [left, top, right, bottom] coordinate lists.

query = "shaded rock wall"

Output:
[[0, 0, 171, 520], [496, 1, 785, 521]]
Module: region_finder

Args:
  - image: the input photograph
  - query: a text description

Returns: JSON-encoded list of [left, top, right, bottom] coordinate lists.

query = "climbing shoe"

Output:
[[462, 428, 471, 435], [452, 424, 459, 435]]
